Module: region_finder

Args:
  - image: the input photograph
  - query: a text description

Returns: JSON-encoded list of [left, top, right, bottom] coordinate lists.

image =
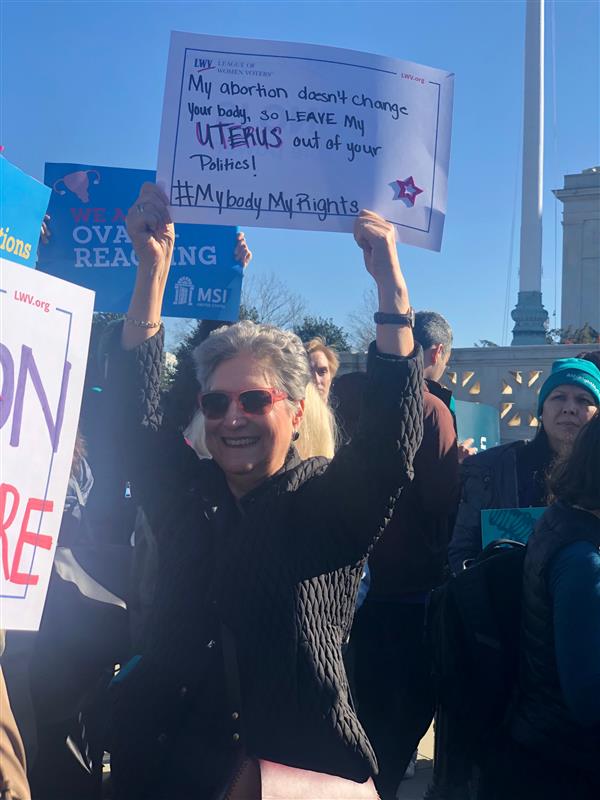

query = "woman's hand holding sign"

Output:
[[122, 189, 408, 356], [126, 183, 175, 283], [122, 184, 253, 350], [353, 209, 414, 358], [122, 183, 174, 349], [235, 232, 252, 269]]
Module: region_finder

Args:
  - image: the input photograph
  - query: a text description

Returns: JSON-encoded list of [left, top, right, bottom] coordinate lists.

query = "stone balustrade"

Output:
[[339, 343, 600, 443]]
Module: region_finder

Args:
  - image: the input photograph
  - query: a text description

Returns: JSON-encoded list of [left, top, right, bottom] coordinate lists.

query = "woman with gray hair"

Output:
[[107, 183, 423, 800]]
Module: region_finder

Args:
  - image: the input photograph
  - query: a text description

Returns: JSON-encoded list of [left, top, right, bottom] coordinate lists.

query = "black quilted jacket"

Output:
[[106, 324, 423, 795]]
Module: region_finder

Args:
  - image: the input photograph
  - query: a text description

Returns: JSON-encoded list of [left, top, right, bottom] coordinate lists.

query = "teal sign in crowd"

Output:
[[454, 399, 501, 451]]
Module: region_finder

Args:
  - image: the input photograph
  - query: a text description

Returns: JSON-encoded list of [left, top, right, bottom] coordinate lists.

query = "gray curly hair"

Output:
[[193, 320, 312, 399], [190, 321, 337, 460]]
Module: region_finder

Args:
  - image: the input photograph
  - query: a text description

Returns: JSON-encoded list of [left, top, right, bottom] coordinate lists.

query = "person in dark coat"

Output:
[[107, 184, 423, 800], [478, 410, 600, 799], [449, 357, 600, 573], [334, 313, 460, 799], [352, 360, 459, 799], [413, 309, 479, 464]]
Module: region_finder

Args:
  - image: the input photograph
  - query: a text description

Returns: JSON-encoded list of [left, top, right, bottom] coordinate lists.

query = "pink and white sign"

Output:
[[0, 258, 94, 630]]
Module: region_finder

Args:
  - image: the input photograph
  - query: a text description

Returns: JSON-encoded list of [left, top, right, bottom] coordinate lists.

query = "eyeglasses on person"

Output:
[[199, 388, 289, 420]]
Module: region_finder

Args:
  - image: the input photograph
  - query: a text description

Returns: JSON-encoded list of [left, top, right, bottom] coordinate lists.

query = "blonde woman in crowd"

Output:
[[306, 338, 340, 401]]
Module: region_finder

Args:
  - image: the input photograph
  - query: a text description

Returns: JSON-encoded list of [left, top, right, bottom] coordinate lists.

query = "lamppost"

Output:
[[511, 0, 549, 345]]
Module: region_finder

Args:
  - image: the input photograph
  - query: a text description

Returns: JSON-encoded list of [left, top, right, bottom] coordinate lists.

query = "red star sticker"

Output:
[[392, 176, 423, 207]]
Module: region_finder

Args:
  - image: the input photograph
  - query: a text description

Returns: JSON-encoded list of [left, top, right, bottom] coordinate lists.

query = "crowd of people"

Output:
[[1, 183, 599, 800]]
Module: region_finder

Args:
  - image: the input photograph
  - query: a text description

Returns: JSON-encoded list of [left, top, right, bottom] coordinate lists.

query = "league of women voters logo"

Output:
[[389, 175, 423, 207], [53, 169, 100, 203]]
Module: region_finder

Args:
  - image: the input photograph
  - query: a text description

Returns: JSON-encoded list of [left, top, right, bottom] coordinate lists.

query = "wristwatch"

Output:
[[373, 308, 416, 327]]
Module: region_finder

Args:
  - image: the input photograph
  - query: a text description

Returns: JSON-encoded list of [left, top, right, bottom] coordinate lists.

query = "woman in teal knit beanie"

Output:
[[449, 356, 600, 573], [536, 358, 600, 454]]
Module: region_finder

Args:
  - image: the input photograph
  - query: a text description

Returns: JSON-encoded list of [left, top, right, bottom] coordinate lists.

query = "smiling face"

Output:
[[541, 383, 598, 453], [203, 352, 304, 498], [309, 350, 333, 400]]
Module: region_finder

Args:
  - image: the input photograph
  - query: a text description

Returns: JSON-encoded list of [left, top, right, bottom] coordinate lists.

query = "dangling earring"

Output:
[[292, 430, 300, 442]]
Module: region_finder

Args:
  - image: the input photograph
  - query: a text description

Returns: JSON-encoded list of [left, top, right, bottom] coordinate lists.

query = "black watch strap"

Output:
[[373, 308, 415, 327]]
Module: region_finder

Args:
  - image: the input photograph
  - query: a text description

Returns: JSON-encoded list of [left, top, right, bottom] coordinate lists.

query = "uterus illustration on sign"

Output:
[[53, 170, 100, 203]]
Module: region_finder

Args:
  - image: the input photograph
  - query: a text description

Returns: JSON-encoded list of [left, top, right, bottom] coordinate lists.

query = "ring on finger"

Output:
[[136, 204, 145, 214]]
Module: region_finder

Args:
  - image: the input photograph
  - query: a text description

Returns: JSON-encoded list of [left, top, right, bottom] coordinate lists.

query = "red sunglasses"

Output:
[[199, 388, 288, 420]]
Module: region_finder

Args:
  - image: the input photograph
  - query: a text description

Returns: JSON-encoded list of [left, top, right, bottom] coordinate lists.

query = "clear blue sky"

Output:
[[2, 0, 598, 347]]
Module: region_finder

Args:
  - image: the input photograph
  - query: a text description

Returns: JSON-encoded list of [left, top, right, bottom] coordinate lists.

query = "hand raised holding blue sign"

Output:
[[126, 182, 175, 282], [122, 184, 252, 350], [234, 232, 252, 270], [38, 163, 244, 320]]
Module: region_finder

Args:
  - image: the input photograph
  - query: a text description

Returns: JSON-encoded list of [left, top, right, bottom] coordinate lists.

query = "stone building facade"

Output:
[[553, 167, 600, 333]]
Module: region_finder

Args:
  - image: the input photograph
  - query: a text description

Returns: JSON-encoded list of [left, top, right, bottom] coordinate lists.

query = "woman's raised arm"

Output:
[[121, 183, 175, 350], [122, 183, 252, 350], [353, 210, 414, 358], [290, 210, 423, 569]]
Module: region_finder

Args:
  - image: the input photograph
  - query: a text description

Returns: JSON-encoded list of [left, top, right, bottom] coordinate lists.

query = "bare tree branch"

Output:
[[241, 272, 308, 329], [347, 287, 377, 351]]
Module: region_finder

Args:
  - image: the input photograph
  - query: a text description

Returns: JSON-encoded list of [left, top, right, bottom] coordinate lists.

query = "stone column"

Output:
[[553, 167, 600, 334], [511, 0, 549, 345]]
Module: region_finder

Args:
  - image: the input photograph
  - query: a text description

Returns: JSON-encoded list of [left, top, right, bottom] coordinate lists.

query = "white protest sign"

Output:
[[158, 32, 454, 251], [0, 258, 94, 630]]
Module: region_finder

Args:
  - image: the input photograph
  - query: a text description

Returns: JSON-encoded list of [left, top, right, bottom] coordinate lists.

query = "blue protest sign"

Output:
[[0, 156, 51, 268], [37, 163, 242, 320], [481, 507, 546, 548], [454, 400, 501, 452]]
